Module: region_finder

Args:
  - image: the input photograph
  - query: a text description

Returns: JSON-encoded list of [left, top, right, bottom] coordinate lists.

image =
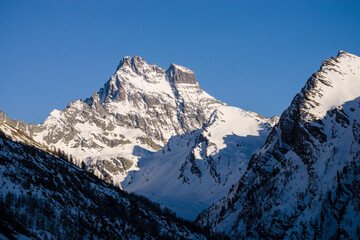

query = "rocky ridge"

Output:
[[197, 51, 360, 239]]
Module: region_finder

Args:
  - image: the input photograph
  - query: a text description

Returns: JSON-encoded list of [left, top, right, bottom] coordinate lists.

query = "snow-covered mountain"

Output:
[[3, 57, 229, 181], [0, 56, 225, 184], [0, 56, 277, 220], [197, 51, 360, 239], [123, 105, 278, 220], [0, 121, 225, 239]]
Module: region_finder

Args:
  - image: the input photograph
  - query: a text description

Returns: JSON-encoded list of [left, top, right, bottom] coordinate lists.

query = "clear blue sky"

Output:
[[1, 0, 359, 124]]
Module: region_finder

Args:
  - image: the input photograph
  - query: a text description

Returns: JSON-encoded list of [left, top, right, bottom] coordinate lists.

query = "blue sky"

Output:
[[1, 0, 359, 124]]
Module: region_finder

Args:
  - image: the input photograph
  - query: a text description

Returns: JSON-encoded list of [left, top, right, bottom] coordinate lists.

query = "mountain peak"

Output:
[[337, 50, 352, 57], [166, 63, 197, 85], [117, 56, 146, 67], [115, 56, 157, 75], [289, 51, 360, 122]]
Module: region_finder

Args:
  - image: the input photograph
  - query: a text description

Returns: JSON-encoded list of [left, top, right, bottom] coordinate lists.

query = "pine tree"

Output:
[[81, 161, 86, 170]]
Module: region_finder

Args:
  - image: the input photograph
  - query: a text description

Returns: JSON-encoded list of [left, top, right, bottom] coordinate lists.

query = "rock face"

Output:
[[197, 51, 360, 239], [0, 122, 215, 240], [166, 64, 197, 85]]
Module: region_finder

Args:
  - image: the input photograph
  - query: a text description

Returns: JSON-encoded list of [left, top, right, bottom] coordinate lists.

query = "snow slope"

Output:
[[123, 105, 278, 220]]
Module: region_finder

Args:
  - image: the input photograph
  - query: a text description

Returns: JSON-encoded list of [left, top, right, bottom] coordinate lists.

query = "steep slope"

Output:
[[0, 121, 47, 153], [0, 57, 224, 184], [123, 105, 278, 220], [0, 121, 226, 240], [197, 51, 360, 239]]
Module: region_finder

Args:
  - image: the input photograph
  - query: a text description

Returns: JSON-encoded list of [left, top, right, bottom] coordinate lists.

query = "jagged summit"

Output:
[[118, 55, 145, 66], [116, 56, 146, 72], [115, 56, 165, 76], [115, 56, 198, 85], [92, 56, 216, 110]]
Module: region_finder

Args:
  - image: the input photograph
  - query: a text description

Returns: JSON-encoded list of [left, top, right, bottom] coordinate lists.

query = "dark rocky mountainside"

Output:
[[0, 121, 228, 240]]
